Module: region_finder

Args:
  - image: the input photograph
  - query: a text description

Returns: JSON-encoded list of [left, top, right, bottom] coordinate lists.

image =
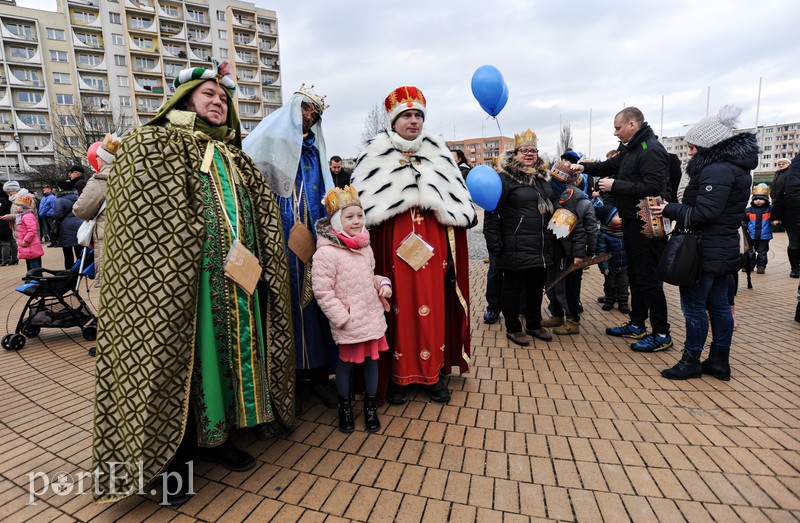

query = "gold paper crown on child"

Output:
[[514, 129, 538, 149], [295, 83, 329, 114], [323, 185, 361, 217], [752, 183, 770, 196]]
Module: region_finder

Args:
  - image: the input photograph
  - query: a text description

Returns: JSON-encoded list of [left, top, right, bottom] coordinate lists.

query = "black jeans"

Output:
[[62, 245, 83, 270], [622, 221, 670, 334], [752, 239, 769, 268], [485, 254, 503, 313], [501, 267, 547, 333]]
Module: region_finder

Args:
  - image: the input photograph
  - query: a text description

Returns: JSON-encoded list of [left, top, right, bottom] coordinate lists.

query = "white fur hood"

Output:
[[351, 130, 477, 228]]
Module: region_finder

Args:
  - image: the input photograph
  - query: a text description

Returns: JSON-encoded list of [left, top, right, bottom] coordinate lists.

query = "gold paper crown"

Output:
[[295, 83, 329, 114], [102, 133, 121, 154], [514, 129, 538, 149], [323, 185, 361, 217], [752, 184, 770, 196]]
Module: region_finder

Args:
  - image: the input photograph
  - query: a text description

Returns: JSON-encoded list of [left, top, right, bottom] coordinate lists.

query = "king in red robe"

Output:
[[351, 86, 476, 404]]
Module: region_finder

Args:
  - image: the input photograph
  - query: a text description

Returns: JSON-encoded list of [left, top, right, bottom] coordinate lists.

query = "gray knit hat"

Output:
[[684, 105, 742, 148], [3, 180, 20, 192]]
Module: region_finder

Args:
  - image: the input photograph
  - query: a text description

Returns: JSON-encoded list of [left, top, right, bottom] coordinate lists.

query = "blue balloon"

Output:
[[471, 65, 508, 117], [466, 165, 503, 211]]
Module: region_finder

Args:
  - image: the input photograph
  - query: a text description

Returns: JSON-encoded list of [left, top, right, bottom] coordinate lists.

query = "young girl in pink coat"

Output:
[[15, 193, 43, 271], [312, 186, 392, 433]]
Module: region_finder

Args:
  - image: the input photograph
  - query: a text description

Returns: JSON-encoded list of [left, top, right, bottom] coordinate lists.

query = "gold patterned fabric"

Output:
[[91, 110, 294, 503]]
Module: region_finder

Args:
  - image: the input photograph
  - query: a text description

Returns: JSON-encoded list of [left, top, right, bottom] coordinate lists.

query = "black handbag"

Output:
[[656, 209, 701, 286]]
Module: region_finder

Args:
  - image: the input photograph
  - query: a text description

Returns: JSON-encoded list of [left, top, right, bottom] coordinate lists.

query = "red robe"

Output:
[[370, 209, 471, 401]]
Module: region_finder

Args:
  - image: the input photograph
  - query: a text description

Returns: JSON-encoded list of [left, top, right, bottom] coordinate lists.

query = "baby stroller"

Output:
[[2, 249, 97, 351]]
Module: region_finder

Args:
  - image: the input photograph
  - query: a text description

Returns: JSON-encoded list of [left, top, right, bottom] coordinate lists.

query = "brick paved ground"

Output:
[[0, 235, 798, 522]]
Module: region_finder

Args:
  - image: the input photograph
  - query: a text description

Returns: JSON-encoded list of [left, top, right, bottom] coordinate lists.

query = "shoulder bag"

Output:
[[656, 208, 701, 287]]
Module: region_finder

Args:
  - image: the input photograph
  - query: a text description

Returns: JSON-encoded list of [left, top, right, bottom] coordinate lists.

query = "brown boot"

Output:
[[506, 331, 531, 346], [541, 316, 564, 328], [553, 318, 580, 335]]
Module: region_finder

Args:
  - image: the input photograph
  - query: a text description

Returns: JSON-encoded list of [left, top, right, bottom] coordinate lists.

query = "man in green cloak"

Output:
[[91, 61, 294, 505]]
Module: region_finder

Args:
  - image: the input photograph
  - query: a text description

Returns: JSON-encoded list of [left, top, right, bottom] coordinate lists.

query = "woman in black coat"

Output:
[[53, 179, 84, 269], [653, 106, 756, 380], [483, 131, 556, 346]]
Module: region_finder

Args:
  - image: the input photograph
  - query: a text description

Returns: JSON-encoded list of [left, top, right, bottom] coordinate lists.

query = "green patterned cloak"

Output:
[[91, 108, 294, 503]]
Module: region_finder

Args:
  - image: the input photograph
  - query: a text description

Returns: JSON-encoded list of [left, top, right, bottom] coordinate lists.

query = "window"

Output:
[[120, 96, 131, 107], [56, 93, 74, 105], [129, 16, 149, 29], [53, 72, 71, 84], [64, 136, 80, 147], [7, 23, 34, 39], [11, 68, 41, 85], [138, 77, 159, 88], [110, 12, 121, 24], [83, 76, 106, 90], [50, 50, 69, 62], [186, 9, 206, 23], [219, 48, 229, 59], [187, 28, 206, 40], [218, 29, 228, 39], [162, 4, 179, 16], [47, 28, 66, 40], [216, 10, 226, 21], [74, 11, 95, 23], [114, 55, 127, 66], [76, 33, 100, 47], [17, 91, 43, 104], [112, 33, 124, 45], [11, 46, 36, 59], [118, 75, 129, 86], [134, 57, 156, 70], [20, 114, 47, 128], [78, 53, 102, 66], [132, 37, 154, 49]]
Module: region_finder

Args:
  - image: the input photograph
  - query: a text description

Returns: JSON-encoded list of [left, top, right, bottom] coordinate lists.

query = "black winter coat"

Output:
[[484, 159, 555, 270], [662, 133, 758, 276], [782, 154, 800, 230], [53, 191, 82, 247], [772, 163, 798, 230], [583, 123, 669, 221]]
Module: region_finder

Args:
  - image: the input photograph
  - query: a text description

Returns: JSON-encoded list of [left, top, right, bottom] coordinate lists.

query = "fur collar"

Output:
[[351, 130, 476, 227], [686, 132, 759, 177], [501, 152, 550, 186]]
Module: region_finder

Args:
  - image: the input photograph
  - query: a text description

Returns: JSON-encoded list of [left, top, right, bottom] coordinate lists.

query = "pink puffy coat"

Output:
[[312, 220, 390, 345], [16, 211, 44, 260]]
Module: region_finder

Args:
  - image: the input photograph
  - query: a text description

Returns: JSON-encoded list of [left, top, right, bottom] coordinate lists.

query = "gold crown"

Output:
[[514, 129, 538, 149], [295, 83, 329, 114], [102, 133, 121, 154], [323, 185, 361, 217], [752, 184, 770, 196]]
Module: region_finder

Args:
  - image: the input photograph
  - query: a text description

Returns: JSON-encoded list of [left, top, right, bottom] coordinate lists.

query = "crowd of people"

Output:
[[3, 60, 799, 506]]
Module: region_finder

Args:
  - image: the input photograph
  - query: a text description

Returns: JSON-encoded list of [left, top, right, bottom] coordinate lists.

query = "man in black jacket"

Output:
[[329, 155, 351, 189], [574, 107, 672, 352]]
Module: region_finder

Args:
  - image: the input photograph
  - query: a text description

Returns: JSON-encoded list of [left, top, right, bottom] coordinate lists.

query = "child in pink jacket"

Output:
[[15, 193, 43, 271], [312, 186, 392, 433]]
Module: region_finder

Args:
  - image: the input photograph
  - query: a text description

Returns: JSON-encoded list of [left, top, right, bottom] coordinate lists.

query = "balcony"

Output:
[[127, 18, 157, 33], [3, 47, 41, 65], [186, 13, 209, 25], [1, 24, 38, 42], [232, 17, 256, 29], [78, 75, 109, 92], [126, 0, 155, 12], [72, 32, 103, 50], [67, 0, 99, 6], [70, 12, 103, 28], [158, 4, 181, 19]]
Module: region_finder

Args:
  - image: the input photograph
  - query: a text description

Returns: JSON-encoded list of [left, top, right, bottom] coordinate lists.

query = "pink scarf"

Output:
[[331, 228, 370, 249]]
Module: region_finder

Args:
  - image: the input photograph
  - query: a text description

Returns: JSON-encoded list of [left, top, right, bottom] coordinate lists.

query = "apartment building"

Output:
[[0, 0, 282, 178], [446, 135, 515, 167], [662, 122, 800, 175]]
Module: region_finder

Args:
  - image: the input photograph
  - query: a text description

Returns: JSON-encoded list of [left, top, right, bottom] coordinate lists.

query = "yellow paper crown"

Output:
[[752, 183, 770, 197], [323, 185, 361, 217], [295, 83, 329, 114], [514, 129, 538, 150], [102, 133, 121, 154]]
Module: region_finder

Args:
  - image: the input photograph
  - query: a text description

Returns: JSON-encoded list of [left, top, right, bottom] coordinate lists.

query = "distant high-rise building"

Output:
[[446, 135, 515, 167], [0, 0, 282, 178]]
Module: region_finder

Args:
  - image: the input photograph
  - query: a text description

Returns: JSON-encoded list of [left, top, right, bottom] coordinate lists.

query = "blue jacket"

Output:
[[745, 203, 773, 240], [53, 191, 82, 247], [597, 226, 627, 271], [38, 192, 56, 217]]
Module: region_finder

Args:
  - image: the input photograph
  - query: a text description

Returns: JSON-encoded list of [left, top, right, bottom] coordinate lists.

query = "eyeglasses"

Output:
[[518, 148, 538, 154]]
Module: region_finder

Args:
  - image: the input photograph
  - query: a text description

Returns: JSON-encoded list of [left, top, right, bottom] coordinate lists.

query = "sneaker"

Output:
[[525, 327, 553, 341], [630, 334, 673, 353], [606, 322, 648, 339], [506, 331, 531, 347], [483, 310, 500, 324]]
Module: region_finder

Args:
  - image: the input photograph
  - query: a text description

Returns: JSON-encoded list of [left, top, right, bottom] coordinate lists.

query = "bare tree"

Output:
[[49, 101, 133, 169], [557, 122, 574, 159], [20, 162, 67, 189], [360, 103, 389, 148]]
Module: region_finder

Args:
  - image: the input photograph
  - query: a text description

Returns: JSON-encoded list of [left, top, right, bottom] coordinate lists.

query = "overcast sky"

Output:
[[19, 0, 800, 160]]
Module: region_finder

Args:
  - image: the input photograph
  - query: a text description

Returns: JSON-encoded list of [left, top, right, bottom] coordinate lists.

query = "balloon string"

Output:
[[494, 117, 503, 137]]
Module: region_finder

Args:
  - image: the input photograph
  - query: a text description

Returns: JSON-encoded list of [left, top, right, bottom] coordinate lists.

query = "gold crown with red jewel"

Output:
[[323, 185, 361, 217], [385, 85, 427, 124]]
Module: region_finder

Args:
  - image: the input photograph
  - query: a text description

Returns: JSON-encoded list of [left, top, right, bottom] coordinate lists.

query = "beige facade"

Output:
[[446, 135, 515, 167], [662, 122, 800, 175], [0, 0, 281, 178]]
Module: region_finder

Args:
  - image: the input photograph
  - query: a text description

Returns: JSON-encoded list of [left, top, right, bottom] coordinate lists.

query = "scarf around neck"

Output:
[[331, 228, 370, 249]]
